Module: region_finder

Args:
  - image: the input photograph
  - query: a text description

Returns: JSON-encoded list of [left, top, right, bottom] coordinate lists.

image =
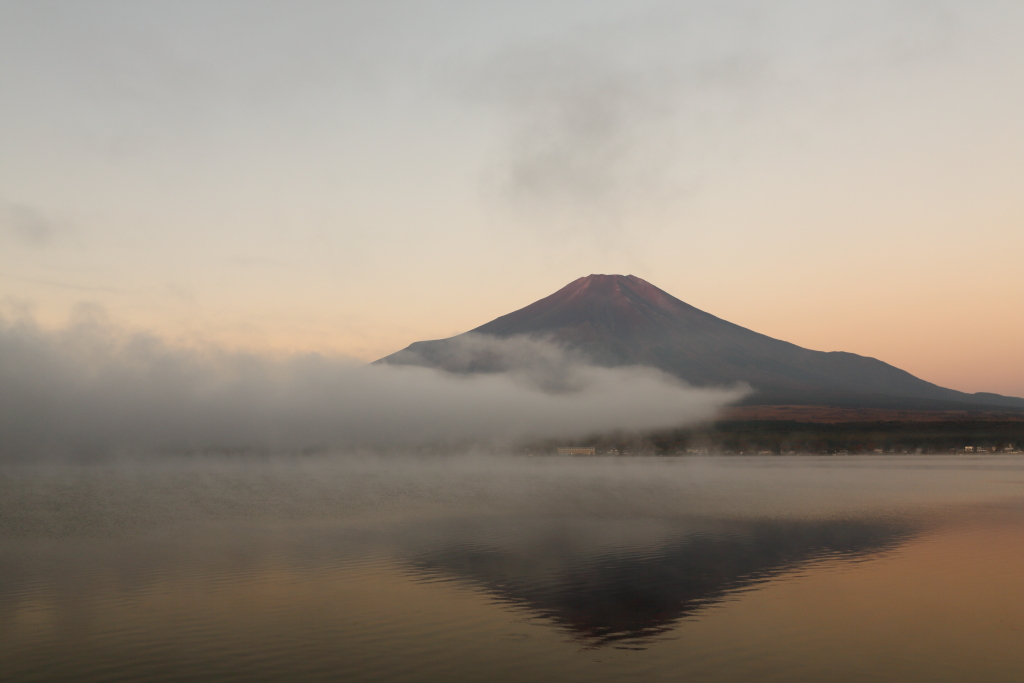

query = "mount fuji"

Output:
[[378, 274, 1024, 411]]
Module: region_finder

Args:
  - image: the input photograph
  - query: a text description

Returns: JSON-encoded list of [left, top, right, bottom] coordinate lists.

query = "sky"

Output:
[[1, 0, 1022, 397]]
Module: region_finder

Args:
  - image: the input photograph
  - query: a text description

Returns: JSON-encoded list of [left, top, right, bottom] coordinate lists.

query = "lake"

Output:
[[2, 455, 1022, 682]]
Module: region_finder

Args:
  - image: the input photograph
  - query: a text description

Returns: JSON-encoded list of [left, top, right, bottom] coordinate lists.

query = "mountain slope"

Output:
[[379, 275, 1024, 411]]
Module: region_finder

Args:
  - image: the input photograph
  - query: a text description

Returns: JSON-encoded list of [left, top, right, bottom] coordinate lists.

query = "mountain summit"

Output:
[[379, 274, 1024, 411]]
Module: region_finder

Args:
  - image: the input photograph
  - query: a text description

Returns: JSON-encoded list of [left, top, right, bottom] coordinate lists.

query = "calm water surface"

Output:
[[2, 455, 1023, 682]]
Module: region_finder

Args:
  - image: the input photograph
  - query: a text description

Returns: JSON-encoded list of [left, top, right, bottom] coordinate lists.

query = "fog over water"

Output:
[[3, 454, 1023, 683], [0, 311, 744, 461], [3, 453, 1018, 539], [4, 317, 1020, 682]]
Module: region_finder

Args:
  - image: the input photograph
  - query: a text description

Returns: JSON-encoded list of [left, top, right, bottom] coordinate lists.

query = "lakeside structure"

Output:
[[537, 421, 1023, 456], [557, 447, 597, 456]]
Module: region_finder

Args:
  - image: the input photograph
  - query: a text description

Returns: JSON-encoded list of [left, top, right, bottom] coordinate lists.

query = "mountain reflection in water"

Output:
[[5, 456, 1024, 683], [402, 516, 917, 648]]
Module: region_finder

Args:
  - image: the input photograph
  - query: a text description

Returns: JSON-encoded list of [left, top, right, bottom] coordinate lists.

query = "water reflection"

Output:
[[6, 456, 1023, 683], [402, 517, 918, 647]]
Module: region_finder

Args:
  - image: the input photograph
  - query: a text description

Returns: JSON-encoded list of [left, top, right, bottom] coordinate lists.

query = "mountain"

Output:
[[378, 274, 1024, 411]]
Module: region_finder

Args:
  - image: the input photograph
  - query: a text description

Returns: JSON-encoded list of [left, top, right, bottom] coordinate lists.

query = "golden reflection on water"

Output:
[[669, 506, 1024, 682]]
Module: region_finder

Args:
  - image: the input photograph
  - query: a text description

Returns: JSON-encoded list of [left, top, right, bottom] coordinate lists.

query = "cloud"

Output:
[[0, 310, 745, 460], [471, 39, 705, 232], [379, 332, 624, 393], [463, 3, 772, 218], [1, 201, 68, 248], [465, 0, 960, 237], [474, 47, 679, 210]]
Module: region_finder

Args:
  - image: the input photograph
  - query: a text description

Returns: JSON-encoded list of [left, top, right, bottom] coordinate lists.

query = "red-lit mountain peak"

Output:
[[473, 274, 717, 342]]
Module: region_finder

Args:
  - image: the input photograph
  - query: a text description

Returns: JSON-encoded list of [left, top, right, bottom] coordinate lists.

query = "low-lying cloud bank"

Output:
[[0, 312, 746, 460]]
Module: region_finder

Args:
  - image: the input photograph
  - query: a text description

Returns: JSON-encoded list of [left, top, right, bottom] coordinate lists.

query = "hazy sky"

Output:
[[2, 0, 1022, 396]]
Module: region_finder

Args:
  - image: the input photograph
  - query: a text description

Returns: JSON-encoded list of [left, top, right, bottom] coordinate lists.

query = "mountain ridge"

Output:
[[379, 274, 1024, 412]]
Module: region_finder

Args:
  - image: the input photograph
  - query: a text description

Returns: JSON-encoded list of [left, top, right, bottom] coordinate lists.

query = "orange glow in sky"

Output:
[[1, 2, 1022, 396]]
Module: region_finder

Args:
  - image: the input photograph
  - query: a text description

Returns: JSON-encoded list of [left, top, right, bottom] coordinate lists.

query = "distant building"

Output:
[[557, 447, 596, 456]]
